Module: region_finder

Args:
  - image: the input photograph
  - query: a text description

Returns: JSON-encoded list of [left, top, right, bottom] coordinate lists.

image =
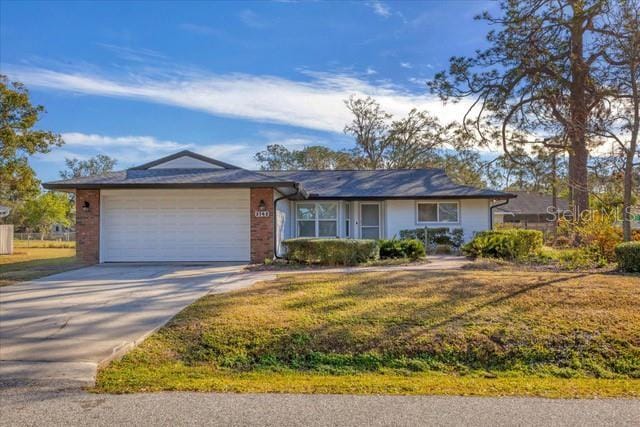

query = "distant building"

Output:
[[493, 191, 569, 233]]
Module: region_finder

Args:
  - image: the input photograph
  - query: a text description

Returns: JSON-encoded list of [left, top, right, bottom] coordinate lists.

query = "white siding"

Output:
[[149, 156, 222, 169], [385, 199, 490, 241]]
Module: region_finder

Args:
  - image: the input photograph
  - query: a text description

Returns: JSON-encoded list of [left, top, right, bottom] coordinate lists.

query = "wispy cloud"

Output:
[[366, 1, 391, 18], [5, 64, 473, 133], [96, 43, 167, 62], [37, 133, 255, 170], [400, 62, 412, 69], [238, 9, 268, 28]]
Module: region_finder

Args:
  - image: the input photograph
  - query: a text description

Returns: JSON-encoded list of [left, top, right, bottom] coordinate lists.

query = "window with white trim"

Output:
[[296, 202, 338, 237], [417, 201, 459, 223]]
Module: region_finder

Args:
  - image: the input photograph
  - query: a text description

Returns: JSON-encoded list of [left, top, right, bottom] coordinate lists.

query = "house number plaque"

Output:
[[255, 210, 270, 218]]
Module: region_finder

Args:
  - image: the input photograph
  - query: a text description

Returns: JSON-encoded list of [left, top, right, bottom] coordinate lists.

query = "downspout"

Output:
[[489, 199, 510, 230], [273, 184, 302, 259]]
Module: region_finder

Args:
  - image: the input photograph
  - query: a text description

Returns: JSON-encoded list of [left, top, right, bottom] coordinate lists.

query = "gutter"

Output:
[[273, 183, 303, 259], [489, 199, 510, 229]]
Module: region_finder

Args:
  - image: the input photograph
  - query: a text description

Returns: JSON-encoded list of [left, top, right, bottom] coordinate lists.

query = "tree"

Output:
[[594, 0, 640, 241], [255, 144, 354, 170], [385, 109, 446, 169], [343, 96, 392, 169], [59, 154, 117, 179], [21, 192, 72, 238], [429, 0, 612, 216], [0, 75, 63, 203]]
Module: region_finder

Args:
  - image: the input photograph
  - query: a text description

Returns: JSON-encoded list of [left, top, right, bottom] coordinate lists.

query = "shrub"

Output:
[[462, 229, 543, 260], [400, 239, 426, 260], [379, 239, 405, 259], [434, 244, 452, 255], [283, 238, 379, 266], [399, 227, 465, 248], [379, 239, 425, 260], [615, 242, 640, 273], [557, 246, 607, 270]]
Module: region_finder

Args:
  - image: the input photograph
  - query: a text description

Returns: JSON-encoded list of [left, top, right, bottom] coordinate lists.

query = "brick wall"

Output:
[[250, 187, 274, 263], [76, 189, 100, 264]]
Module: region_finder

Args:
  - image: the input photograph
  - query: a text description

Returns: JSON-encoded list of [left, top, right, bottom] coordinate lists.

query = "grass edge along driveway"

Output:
[[96, 270, 640, 398], [0, 246, 82, 286]]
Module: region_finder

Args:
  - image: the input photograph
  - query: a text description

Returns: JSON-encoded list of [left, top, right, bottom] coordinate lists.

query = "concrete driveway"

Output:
[[0, 263, 261, 385]]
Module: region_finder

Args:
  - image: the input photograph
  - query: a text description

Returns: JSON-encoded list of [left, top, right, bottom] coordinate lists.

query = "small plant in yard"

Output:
[[462, 229, 543, 260], [615, 242, 640, 273]]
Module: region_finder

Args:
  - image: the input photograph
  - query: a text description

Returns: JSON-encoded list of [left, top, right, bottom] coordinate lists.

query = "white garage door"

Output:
[[101, 189, 250, 262]]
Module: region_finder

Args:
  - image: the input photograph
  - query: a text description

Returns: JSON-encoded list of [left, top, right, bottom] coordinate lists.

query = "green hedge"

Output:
[[462, 229, 543, 260], [283, 238, 379, 266], [379, 239, 426, 260], [615, 242, 640, 273], [399, 227, 464, 248]]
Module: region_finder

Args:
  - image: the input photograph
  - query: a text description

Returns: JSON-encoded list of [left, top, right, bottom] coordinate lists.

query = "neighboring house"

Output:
[[44, 150, 515, 264], [493, 191, 569, 233]]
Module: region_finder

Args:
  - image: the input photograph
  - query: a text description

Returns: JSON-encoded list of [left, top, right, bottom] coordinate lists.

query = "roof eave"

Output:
[[42, 182, 299, 190], [305, 194, 517, 200]]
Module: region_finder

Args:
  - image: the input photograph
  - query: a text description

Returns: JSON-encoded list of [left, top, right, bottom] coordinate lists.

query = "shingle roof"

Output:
[[43, 168, 298, 190], [259, 169, 513, 199], [42, 151, 514, 200], [495, 191, 568, 214]]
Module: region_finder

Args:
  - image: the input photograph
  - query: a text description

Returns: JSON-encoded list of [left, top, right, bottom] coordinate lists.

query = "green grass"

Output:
[[13, 239, 76, 248], [0, 246, 82, 286], [96, 270, 640, 397]]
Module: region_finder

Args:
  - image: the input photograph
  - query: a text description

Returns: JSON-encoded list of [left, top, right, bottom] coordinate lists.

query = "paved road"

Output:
[[0, 263, 268, 385], [1, 385, 638, 427]]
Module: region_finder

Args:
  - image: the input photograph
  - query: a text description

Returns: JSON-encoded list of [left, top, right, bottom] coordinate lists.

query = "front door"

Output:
[[360, 203, 380, 239]]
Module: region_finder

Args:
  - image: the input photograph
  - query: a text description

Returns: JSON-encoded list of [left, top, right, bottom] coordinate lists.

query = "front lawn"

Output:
[[96, 270, 640, 397], [0, 246, 82, 286]]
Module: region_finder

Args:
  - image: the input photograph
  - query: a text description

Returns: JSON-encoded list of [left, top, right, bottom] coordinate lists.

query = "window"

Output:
[[417, 202, 459, 223], [344, 203, 350, 237], [296, 202, 338, 237]]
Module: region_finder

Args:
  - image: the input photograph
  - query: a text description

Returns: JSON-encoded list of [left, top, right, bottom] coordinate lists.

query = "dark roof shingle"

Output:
[[260, 169, 513, 199], [43, 168, 297, 189], [495, 191, 568, 214]]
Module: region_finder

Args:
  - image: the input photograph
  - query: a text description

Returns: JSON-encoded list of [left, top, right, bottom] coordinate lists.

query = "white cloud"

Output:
[[400, 62, 412, 69], [365, 67, 377, 75], [6, 65, 474, 133], [366, 1, 391, 18], [35, 131, 341, 175]]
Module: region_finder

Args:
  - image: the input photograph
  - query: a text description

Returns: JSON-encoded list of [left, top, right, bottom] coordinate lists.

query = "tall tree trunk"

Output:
[[568, 4, 590, 218], [623, 61, 639, 241], [551, 151, 558, 239]]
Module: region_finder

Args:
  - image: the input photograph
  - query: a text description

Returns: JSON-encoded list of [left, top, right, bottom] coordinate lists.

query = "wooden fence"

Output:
[[0, 224, 13, 255]]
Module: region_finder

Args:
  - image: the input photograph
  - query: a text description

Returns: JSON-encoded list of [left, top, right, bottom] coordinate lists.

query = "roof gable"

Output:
[[131, 150, 240, 170]]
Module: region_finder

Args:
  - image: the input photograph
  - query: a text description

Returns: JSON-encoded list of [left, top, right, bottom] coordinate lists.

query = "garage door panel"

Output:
[[101, 189, 250, 262]]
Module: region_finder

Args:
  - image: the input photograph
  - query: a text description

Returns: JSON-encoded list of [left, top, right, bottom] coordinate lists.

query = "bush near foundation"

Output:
[[379, 239, 426, 260], [283, 238, 379, 266]]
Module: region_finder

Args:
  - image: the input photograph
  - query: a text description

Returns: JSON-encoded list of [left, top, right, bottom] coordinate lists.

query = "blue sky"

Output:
[[1, 0, 497, 181]]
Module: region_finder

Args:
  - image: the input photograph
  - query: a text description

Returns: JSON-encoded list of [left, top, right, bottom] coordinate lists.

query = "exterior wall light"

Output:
[[258, 199, 267, 211], [82, 201, 91, 212]]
